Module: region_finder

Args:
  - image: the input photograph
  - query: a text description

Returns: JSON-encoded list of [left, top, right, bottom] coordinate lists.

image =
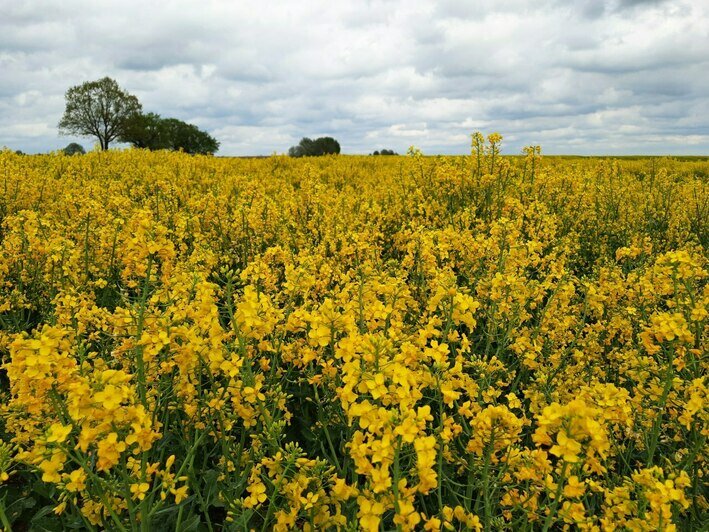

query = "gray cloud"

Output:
[[0, 0, 707, 155]]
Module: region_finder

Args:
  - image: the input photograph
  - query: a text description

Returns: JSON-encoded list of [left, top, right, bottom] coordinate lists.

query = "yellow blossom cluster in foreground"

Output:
[[0, 138, 707, 531]]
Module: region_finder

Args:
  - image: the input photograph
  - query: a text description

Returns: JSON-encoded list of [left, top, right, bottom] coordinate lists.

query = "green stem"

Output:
[[542, 461, 568, 532], [646, 348, 675, 466], [0, 497, 12, 532], [134, 255, 153, 406], [313, 384, 342, 473], [260, 459, 294, 532], [393, 438, 402, 531], [480, 431, 495, 529]]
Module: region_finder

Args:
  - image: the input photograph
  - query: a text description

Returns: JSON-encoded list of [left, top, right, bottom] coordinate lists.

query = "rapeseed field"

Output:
[[0, 136, 706, 530]]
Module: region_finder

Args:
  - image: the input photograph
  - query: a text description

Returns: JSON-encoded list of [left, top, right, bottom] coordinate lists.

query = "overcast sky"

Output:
[[1, 0, 708, 155]]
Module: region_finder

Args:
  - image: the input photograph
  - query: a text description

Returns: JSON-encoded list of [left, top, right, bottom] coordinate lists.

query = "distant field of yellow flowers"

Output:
[[0, 136, 707, 531]]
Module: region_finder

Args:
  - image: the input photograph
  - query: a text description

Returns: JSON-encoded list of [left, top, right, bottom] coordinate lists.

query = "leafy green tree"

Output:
[[289, 137, 313, 157], [314, 137, 340, 155], [58, 77, 142, 150], [120, 114, 220, 155], [119, 112, 166, 150], [288, 136, 340, 157], [160, 118, 220, 155], [63, 143, 85, 155]]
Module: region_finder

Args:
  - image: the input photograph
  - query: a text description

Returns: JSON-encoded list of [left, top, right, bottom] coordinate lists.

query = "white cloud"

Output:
[[0, 0, 707, 155]]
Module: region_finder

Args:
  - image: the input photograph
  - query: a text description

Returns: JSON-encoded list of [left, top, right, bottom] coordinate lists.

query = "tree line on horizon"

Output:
[[58, 77, 220, 155], [286, 138, 399, 157], [10, 76, 400, 156]]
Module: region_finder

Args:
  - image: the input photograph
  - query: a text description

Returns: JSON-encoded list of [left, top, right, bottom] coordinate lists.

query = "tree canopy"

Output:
[[160, 118, 220, 155], [119, 112, 165, 150], [288, 137, 341, 157], [119, 113, 220, 155], [58, 77, 142, 150]]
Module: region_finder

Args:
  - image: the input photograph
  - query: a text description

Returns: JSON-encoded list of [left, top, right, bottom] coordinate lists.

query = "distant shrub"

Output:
[[63, 142, 86, 155], [372, 149, 397, 156]]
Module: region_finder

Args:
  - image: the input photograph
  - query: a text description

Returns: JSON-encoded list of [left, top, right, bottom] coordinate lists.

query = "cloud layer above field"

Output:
[[1, 0, 708, 155]]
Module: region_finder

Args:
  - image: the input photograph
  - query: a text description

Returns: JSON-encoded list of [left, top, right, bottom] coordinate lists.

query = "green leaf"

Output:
[[180, 514, 201, 532]]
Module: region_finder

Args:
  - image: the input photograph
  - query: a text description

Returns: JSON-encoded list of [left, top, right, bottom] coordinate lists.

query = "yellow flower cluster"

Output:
[[0, 141, 706, 529]]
